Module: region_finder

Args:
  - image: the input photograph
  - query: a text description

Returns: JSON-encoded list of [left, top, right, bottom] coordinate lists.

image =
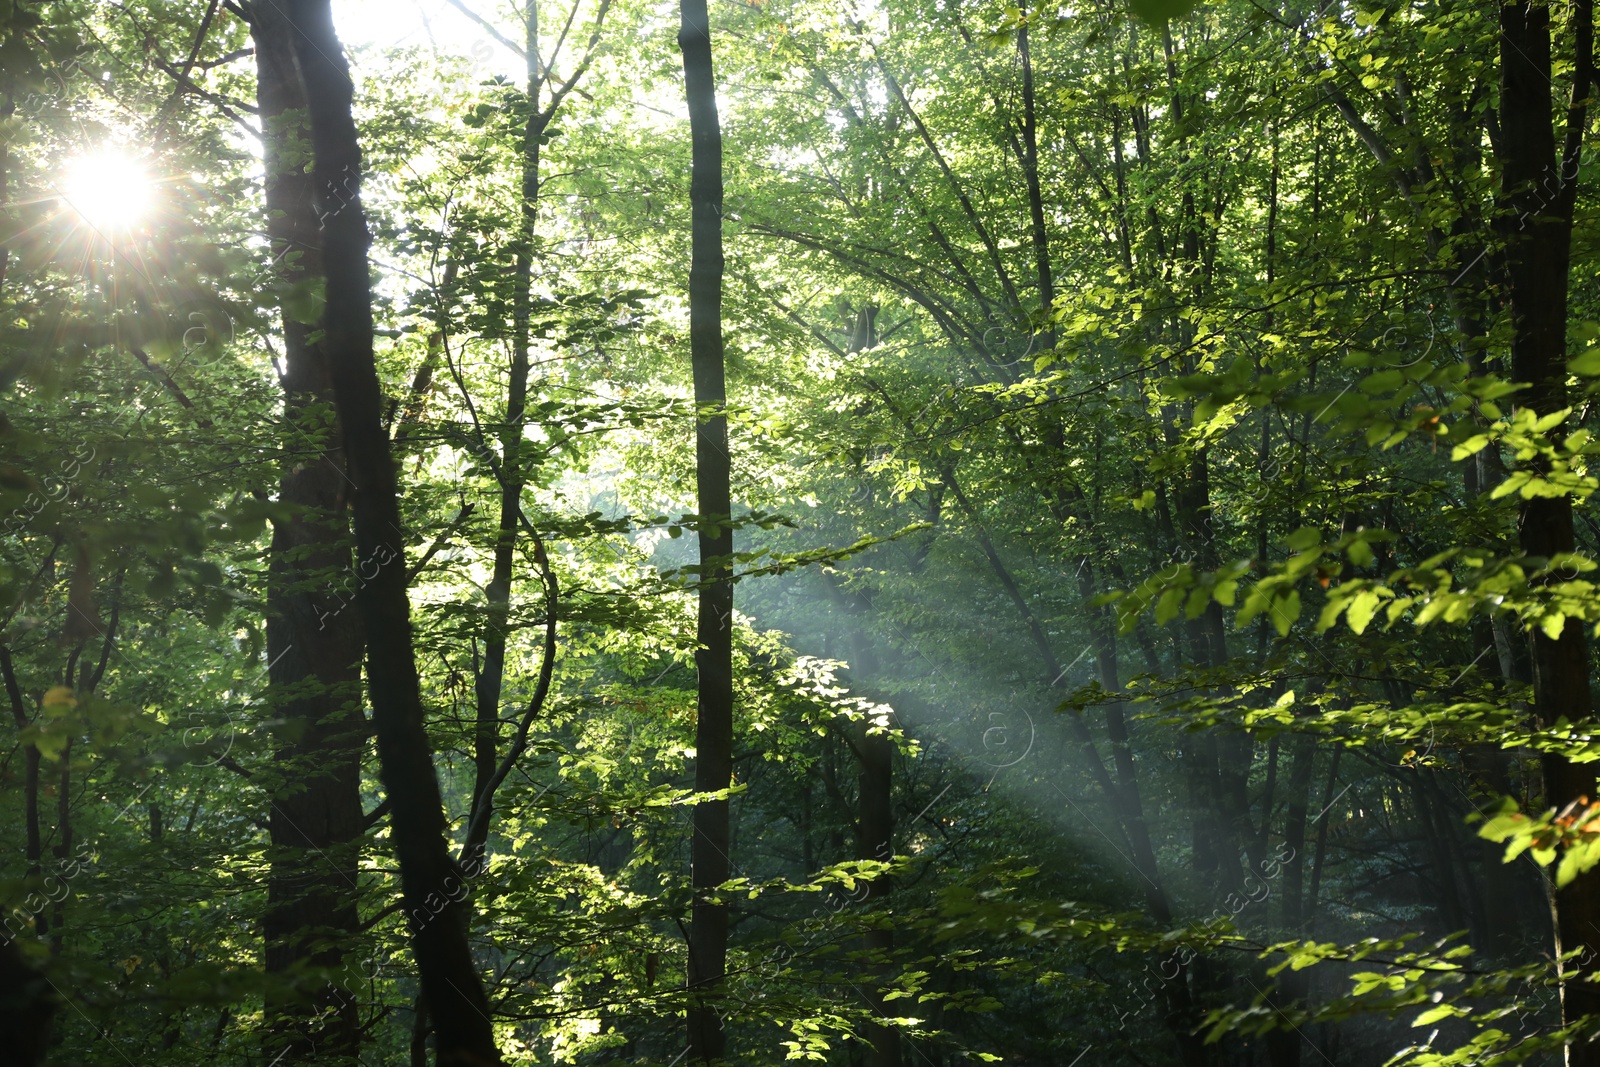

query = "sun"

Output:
[[60, 150, 154, 233]]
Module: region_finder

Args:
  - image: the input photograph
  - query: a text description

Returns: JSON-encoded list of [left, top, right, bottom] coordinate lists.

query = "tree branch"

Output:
[[443, 0, 527, 59], [1, 646, 27, 728], [406, 503, 477, 583], [130, 346, 215, 428], [540, 0, 612, 123], [458, 510, 560, 874]]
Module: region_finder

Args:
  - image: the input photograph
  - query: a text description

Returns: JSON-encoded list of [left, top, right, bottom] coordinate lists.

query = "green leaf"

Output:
[[1272, 590, 1300, 636], [1156, 586, 1183, 626], [1286, 527, 1321, 552], [1413, 1004, 1460, 1027], [1359, 369, 1405, 393], [1128, 0, 1200, 23], [1534, 408, 1572, 434], [1570, 349, 1600, 376], [1556, 836, 1600, 887], [1346, 590, 1381, 635]]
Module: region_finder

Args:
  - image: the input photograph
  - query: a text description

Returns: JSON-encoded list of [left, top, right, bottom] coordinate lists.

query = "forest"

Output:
[[0, 0, 1597, 1063]]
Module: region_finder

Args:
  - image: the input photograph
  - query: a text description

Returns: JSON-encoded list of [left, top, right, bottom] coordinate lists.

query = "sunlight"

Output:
[[334, 0, 522, 78], [59, 149, 153, 233]]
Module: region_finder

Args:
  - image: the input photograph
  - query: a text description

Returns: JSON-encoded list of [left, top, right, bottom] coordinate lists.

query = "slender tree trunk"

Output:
[[0, 642, 53, 1067], [281, 2, 502, 1063], [1411, 780, 1469, 934], [1496, 0, 1597, 1058], [1306, 749, 1341, 922], [852, 656, 898, 1067], [47, 729, 68, 954], [679, 0, 734, 1059], [1266, 737, 1316, 1067], [0, 90, 10, 296], [411, 994, 431, 1067], [51, 617, 101, 952], [469, 1, 543, 881], [833, 323, 900, 1067], [251, 7, 366, 1059], [1463, 725, 1527, 957], [1017, 3, 1053, 336], [1, 648, 43, 925], [856, 715, 897, 1066], [1074, 563, 1170, 920]]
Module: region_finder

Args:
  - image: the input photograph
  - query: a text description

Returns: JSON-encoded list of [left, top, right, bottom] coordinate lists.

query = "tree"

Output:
[[678, 0, 734, 1060], [1495, 0, 1598, 1050], [280, 1, 502, 1062], [249, 2, 367, 1058]]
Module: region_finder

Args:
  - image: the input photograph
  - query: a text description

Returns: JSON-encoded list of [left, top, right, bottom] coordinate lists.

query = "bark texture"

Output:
[[282, 1, 503, 1063], [1495, 0, 1597, 1058], [679, 0, 734, 1059], [251, 5, 366, 1059]]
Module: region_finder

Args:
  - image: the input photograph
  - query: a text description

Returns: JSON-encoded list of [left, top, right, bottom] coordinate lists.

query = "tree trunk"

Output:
[[1016, 3, 1053, 336], [0, 939, 54, 1067], [250, 6, 366, 1059], [1496, 0, 1597, 1058], [1, 648, 43, 935], [281, 2, 502, 1063], [679, 0, 734, 1060], [469, 0, 543, 881], [1462, 713, 1528, 958], [857, 715, 898, 1067], [1266, 736, 1317, 1067], [826, 567, 900, 1067]]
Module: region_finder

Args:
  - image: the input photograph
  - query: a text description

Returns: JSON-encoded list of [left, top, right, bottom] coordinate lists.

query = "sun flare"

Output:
[[60, 150, 154, 233]]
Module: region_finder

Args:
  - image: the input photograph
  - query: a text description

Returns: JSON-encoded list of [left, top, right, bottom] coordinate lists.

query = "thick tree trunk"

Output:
[[0, 939, 54, 1067], [250, 7, 366, 1059], [281, 2, 502, 1064], [679, 0, 734, 1060], [1496, 0, 1597, 1059]]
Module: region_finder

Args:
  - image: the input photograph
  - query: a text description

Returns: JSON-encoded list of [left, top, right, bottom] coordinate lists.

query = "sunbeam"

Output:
[[59, 149, 153, 234]]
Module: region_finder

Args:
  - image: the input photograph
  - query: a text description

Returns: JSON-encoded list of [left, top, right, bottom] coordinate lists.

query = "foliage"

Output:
[[1, 0, 1597, 1063]]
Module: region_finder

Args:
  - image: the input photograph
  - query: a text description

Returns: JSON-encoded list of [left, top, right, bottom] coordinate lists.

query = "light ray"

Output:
[[59, 149, 153, 234]]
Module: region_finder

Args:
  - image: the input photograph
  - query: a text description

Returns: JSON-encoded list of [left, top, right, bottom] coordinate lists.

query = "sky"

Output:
[[333, 0, 525, 79]]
